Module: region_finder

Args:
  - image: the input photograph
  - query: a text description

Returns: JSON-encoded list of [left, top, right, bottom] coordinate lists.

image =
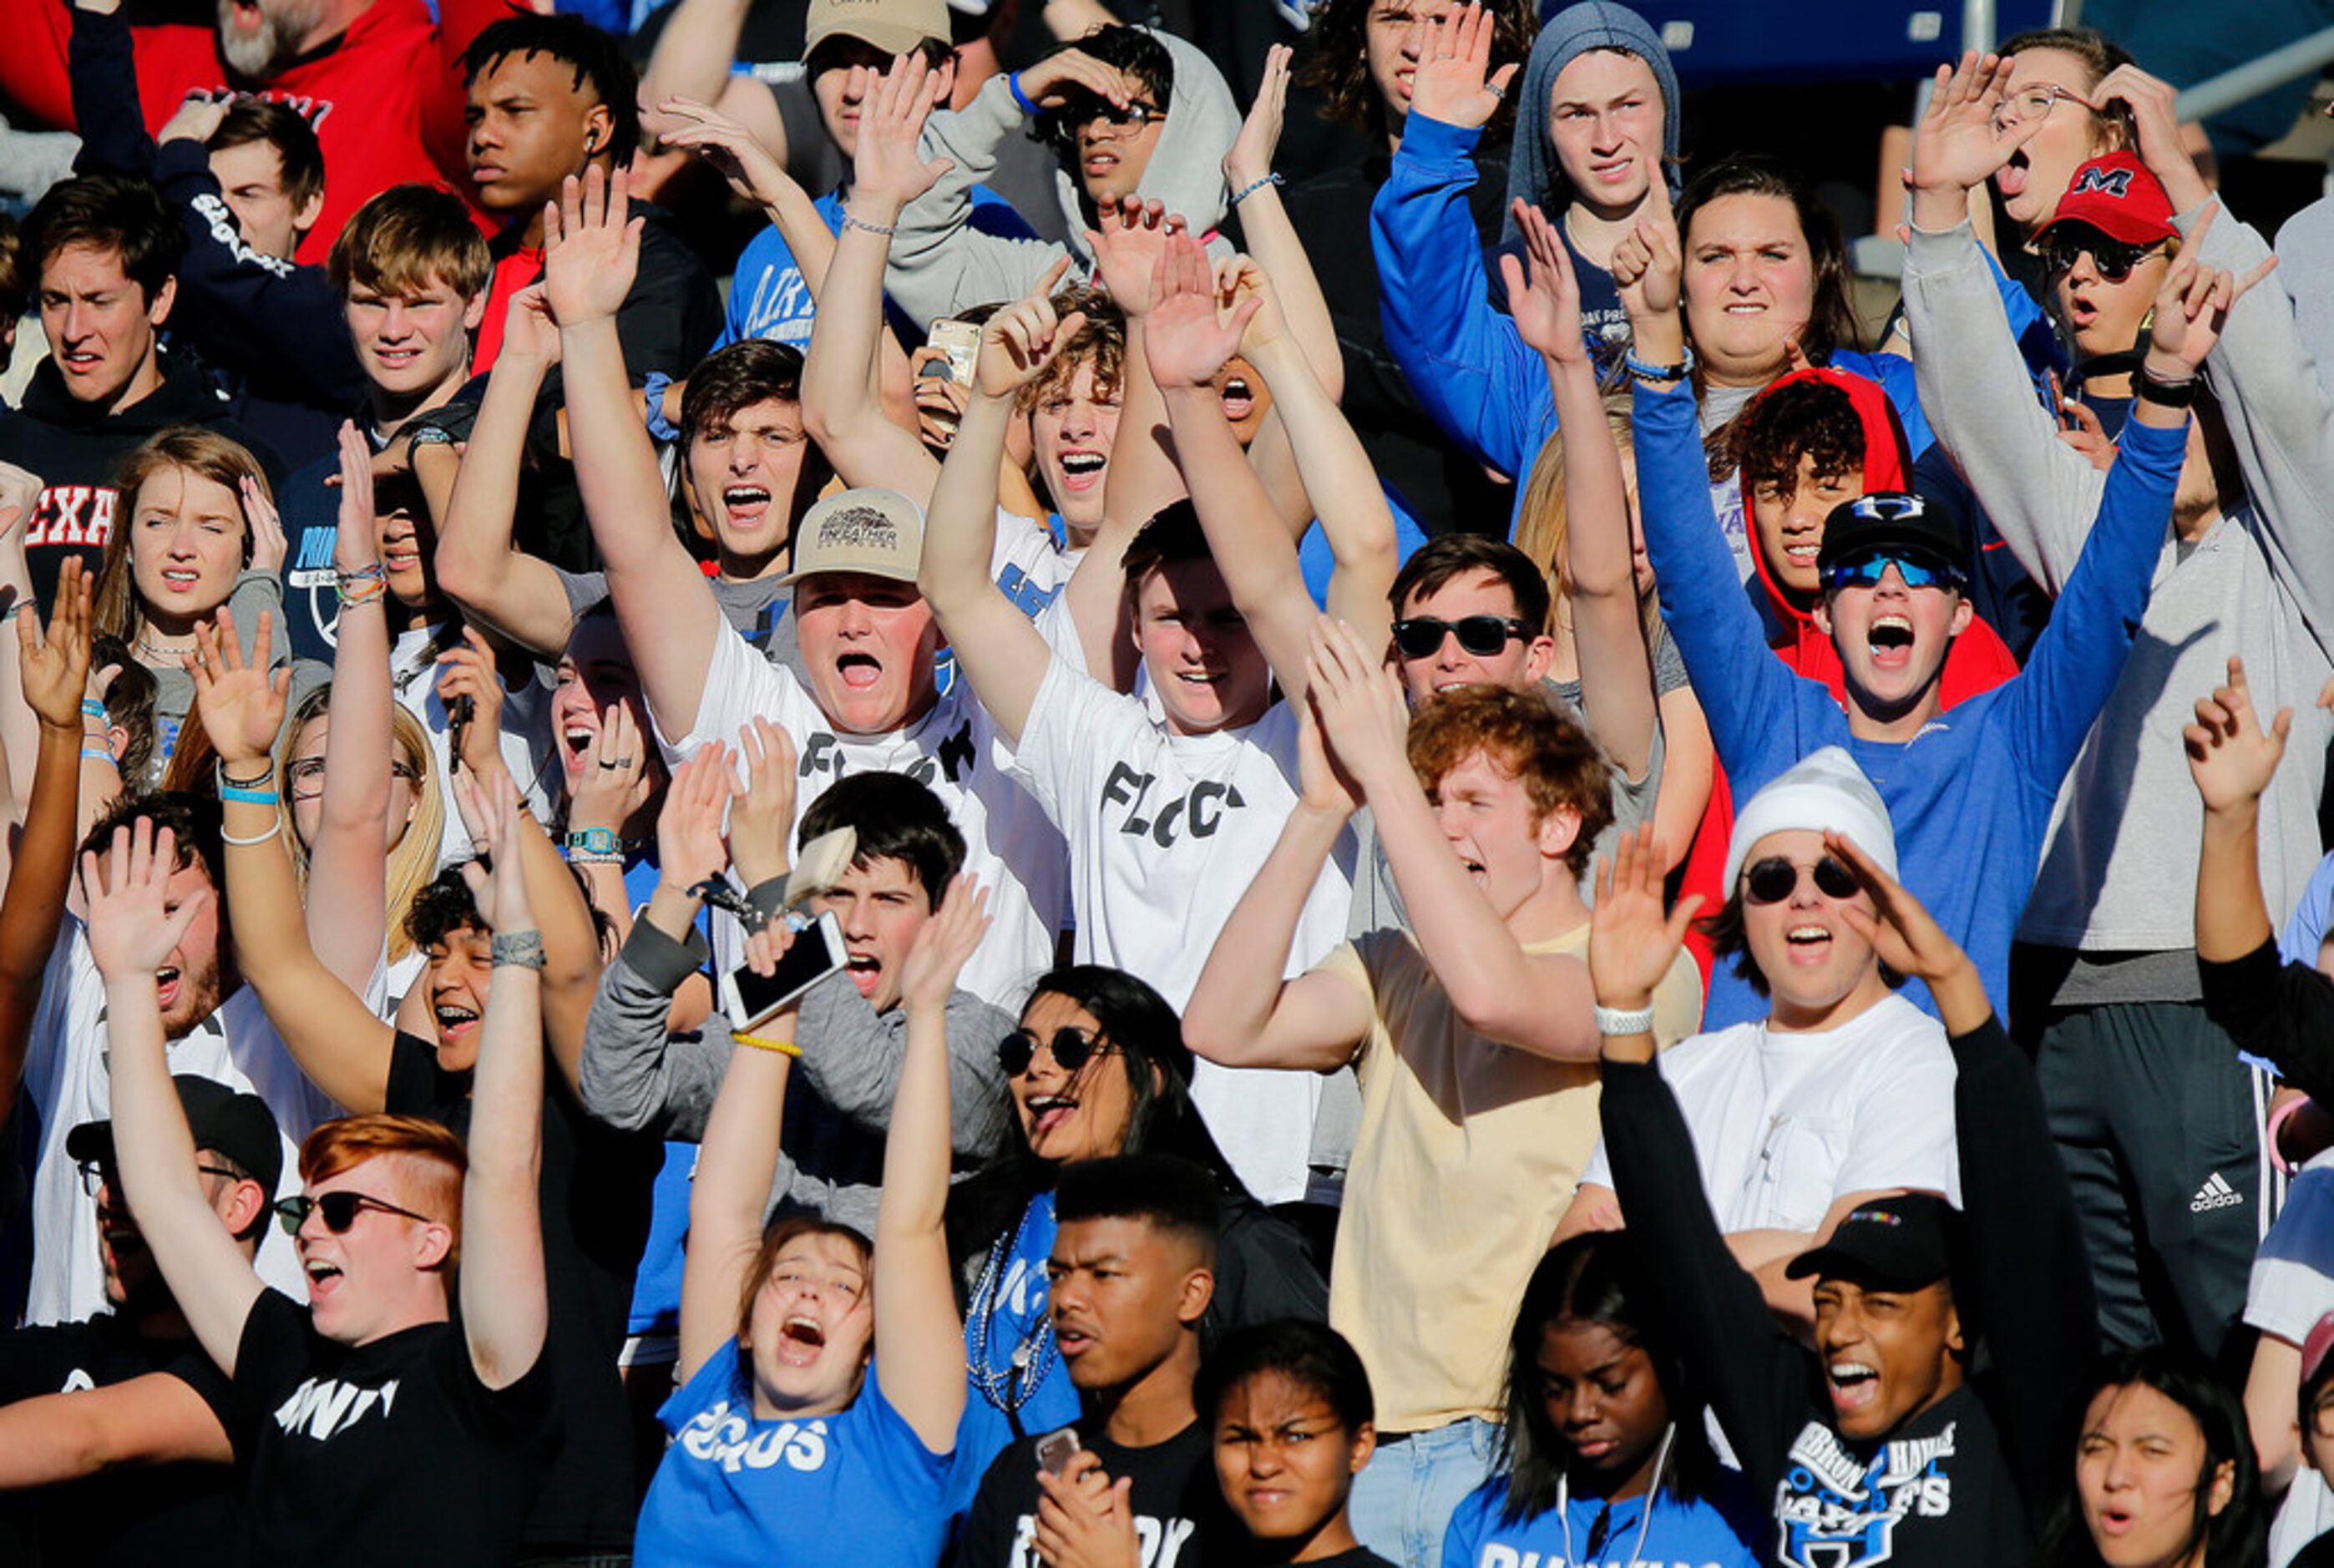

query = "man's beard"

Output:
[[215, 0, 329, 79]]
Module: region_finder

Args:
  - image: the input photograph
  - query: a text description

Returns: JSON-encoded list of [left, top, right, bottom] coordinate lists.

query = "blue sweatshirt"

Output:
[[1633, 378, 2187, 1029], [1442, 1469, 1762, 1568]]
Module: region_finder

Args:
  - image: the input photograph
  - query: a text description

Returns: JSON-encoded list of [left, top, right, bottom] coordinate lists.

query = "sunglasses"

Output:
[[1044, 98, 1166, 145], [1390, 615, 1530, 660], [997, 1025, 1120, 1078], [1821, 552, 1964, 594], [273, 1191, 434, 1237], [79, 1159, 240, 1197], [2040, 235, 2166, 284], [1742, 855, 1861, 905]]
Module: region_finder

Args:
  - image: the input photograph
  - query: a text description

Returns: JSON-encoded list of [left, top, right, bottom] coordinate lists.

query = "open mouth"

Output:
[[1056, 451, 1106, 493], [775, 1314, 827, 1367], [1025, 1093, 1078, 1138], [435, 1003, 480, 1039], [1867, 615, 1914, 670], [374, 345, 420, 369], [1997, 149, 2030, 200], [304, 1257, 344, 1298], [1785, 923, 1833, 963], [843, 951, 880, 998], [2095, 1505, 2137, 1536], [1826, 1358, 1879, 1414], [834, 651, 883, 692], [1784, 539, 1820, 565], [722, 484, 772, 525], [562, 726, 596, 763], [59, 347, 104, 374], [155, 966, 182, 1010], [1724, 301, 1767, 316], [1219, 375, 1254, 422], [1055, 1318, 1097, 1358], [1084, 152, 1120, 179]]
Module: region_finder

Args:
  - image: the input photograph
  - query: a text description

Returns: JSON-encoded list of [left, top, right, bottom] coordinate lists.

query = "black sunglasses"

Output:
[[273, 1191, 434, 1237], [78, 1159, 240, 1197], [1742, 855, 1860, 906], [2040, 235, 2165, 284], [1390, 615, 1529, 660], [997, 1025, 1120, 1078]]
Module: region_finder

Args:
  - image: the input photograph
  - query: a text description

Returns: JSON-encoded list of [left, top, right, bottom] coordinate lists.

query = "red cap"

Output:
[[2033, 151, 2178, 248], [2303, 1309, 2334, 1391]]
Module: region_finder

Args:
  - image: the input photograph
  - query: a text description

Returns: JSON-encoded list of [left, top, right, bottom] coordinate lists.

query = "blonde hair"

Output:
[[95, 427, 268, 645], [279, 685, 446, 965], [1511, 400, 1659, 647]]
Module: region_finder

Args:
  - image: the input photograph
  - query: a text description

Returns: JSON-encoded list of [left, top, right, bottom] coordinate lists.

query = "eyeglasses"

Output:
[[1992, 83, 2085, 129], [1742, 855, 1861, 905], [286, 756, 421, 802], [1821, 552, 1965, 594], [997, 1025, 1121, 1077], [2039, 234, 2167, 285], [1390, 615, 1530, 660], [272, 1191, 434, 1237], [78, 1159, 242, 1197], [1076, 99, 1165, 130]]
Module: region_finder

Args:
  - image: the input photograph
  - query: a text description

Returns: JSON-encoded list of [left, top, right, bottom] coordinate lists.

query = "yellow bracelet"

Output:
[[732, 1030, 800, 1058]]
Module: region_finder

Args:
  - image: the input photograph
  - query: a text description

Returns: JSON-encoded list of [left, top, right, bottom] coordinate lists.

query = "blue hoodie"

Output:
[[1633, 376, 2186, 1029]]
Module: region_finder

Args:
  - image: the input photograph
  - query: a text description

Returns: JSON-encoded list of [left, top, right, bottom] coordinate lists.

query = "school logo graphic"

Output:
[[23, 485, 116, 549], [273, 1376, 400, 1442], [1098, 765, 1247, 847], [2069, 164, 2135, 200], [1774, 1419, 1957, 1567], [674, 1403, 831, 1473]]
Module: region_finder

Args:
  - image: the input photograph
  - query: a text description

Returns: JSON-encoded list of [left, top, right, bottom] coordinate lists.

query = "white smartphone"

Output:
[[928, 317, 982, 385], [718, 912, 848, 1030]]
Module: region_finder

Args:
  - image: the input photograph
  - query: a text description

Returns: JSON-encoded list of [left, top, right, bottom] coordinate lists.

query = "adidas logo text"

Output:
[[2190, 1172, 2244, 1213]]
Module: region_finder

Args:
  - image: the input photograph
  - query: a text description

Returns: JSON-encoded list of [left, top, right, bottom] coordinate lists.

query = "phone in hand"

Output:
[[928, 318, 982, 386], [718, 912, 848, 1030], [1035, 1426, 1081, 1478]]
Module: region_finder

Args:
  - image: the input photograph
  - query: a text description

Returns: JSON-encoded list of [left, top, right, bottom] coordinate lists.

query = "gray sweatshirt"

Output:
[[884, 29, 1241, 331], [579, 913, 1015, 1238], [1902, 214, 2334, 969]]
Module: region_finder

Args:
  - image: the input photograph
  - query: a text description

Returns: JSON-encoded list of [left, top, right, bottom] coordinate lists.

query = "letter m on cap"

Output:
[[2073, 166, 2134, 199]]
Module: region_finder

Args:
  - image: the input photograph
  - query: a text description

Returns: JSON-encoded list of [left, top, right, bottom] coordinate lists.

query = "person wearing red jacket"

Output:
[[3, 0, 514, 266]]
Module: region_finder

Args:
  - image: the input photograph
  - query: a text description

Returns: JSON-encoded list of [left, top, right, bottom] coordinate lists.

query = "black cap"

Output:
[[66, 1075, 282, 1198], [1815, 491, 1968, 579], [1784, 1191, 1959, 1289]]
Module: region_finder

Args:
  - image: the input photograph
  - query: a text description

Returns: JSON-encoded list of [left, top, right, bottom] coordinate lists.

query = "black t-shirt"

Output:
[[227, 1288, 553, 1567], [1304, 1549, 1398, 1568], [2294, 1528, 2334, 1568], [384, 1029, 660, 1552], [0, 1313, 237, 1566], [955, 1416, 1240, 1568], [1768, 1385, 2029, 1565]]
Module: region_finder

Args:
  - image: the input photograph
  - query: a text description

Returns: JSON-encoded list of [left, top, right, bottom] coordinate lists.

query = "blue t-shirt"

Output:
[[721, 186, 1036, 353], [1441, 1469, 1763, 1568], [949, 1191, 1078, 1513], [637, 1343, 953, 1568]]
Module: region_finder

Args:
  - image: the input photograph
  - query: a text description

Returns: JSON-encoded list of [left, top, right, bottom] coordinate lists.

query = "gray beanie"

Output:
[[1501, 1, 1681, 242]]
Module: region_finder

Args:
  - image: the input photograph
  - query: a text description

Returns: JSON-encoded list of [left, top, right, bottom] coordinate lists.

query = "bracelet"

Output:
[[491, 930, 546, 970], [841, 208, 897, 238], [1228, 171, 1283, 208], [1624, 344, 1694, 382], [1008, 71, 1040, 117], [220, 781, 279, 806], [568, 850, 625, 866], [0, 604, 21, 624], [220, 818, 283, 848], [80, 747, 114, 765], [2136, 367, 2197, 407], [1593, 1003, 1657, 1036], [732, 1029, 802, 1059], [407, 422, 458, 449], [336, 564, 387, 609], [216, 759, 275, 791], [80, 698, 106, 721], [642, 370, 681, 443]]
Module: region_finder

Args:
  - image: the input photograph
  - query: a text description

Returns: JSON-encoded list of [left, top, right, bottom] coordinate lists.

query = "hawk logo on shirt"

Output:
[[1099, 766, 1247, 848], [1774, 1419, 1956, 1566], [273, 1376, 400, 1442], [1010, 1511, 1192, 1568], [674, 1402, 830, 1473], [23, 485, 116, 549]]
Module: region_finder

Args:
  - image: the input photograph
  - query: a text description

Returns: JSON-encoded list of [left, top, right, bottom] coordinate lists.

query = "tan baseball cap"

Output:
[[802, 0, 952, 62], [777, 488, 926, 586]]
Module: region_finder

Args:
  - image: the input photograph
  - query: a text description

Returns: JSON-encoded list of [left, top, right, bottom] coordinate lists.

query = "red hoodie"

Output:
[[5, 0, 512, 266], [1673, 367, 2021, 989]]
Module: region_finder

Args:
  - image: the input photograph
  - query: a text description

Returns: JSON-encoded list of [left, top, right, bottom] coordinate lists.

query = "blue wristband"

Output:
[[643, 371, 681, 443], [1008, 71, 1040, 118], [220, 782, 278, 806]]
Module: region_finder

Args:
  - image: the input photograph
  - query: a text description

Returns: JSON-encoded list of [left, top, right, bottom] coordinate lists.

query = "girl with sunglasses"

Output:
[[1559, 755, 1961, 1325], [1442, 1234, 1758, 1568], [943, 964, 1327, 1510]]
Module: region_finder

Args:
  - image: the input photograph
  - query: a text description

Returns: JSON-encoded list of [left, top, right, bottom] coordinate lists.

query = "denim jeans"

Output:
[[1349, 1416, 1501, 1568]]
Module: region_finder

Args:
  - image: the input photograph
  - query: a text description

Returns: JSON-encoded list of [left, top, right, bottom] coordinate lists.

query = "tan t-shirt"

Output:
[[1322, 922, 1701, 1434]]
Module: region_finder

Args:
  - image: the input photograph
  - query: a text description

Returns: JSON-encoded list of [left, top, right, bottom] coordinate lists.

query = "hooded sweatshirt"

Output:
[[885, 28, 1242, 329]]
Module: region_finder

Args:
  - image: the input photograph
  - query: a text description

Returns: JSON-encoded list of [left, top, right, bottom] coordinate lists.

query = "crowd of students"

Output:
[[0, 0, 2331, 1565]]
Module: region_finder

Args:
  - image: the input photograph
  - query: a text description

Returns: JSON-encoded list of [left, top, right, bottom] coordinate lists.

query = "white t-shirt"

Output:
[[389, 623, 558, 865], [23, 928, 337, 1323], [1011, 656, 1357, 1205], [659, 618, 1068, 1010], [990, 509, 1075, 620], [2247, 1148, 2334, 1566], [1578, 991, 1962, 1232]]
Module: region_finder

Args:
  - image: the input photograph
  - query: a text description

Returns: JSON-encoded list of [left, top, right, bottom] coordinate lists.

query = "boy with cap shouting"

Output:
[[1586, 819, 2097, 1565]]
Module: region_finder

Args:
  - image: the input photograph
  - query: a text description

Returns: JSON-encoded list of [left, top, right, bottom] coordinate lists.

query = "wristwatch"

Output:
[[565, 827, 621, 857]]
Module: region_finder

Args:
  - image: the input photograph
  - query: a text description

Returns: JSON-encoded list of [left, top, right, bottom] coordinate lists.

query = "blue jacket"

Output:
[[1634, 378, 2186, 1028]]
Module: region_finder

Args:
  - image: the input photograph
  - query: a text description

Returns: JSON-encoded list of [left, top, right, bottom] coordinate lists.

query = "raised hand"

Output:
[[1218, 255, 1289, 357], [455, 766, 535, 935], [433, 626, 509, 784], [1909, 52, 2042, 205], [187, 607, 287, 767], [541, 165, 643, 328], [1304, 615, 1412, 796], [1142, 233, 1259, 390], [726, 717, 799, 889], [499, 281, 563, 368], [852, 54, 955, 218], [2090, 64, 2210, 211], [975, 256, 1091, 399], [651, 94, 802, 214], [19, 556, 93, 735], [1012, 48, 1137, 114], [656, 742, 737, 892], [1405, 2, 1517, 133], [570, 701, 652, 833], [1609, 172, 1681, 322], [1500, 198, 1586, 365], [1587, 823, 1699, 1014], [2144, 206, 2277, 377], [898, 876, 992, 1013], [240, 474, 286, 576], [1823, 831, 1968, 984], [1224, 43, 1290, 193], [158, 97, 230, 147], [1294, 696, 1359, 823], [1084, 195, 1182, 319], [331, 420, 379, 575], [2185, 655, 2292, 815], [83, 821, 207, 984]]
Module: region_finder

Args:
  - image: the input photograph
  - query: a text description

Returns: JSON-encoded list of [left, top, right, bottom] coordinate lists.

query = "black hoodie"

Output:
[[0, 350, 284, 606]]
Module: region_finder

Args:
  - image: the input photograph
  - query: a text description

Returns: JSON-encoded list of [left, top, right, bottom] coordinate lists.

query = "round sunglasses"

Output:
[[997, 1025, 1121, 1078], [274, 1191, 434, 1237], [1390, 615, 1529, 660], [1742, 855, 1860, 906], [2040, 235, 2168, 285]]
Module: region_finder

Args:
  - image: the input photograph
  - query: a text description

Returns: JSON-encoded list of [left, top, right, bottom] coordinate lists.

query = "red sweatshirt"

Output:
[[4, 0, 514, 266]]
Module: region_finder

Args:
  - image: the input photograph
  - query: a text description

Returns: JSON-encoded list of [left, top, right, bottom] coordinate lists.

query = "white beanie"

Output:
[[1721, 746, 1898, 894]]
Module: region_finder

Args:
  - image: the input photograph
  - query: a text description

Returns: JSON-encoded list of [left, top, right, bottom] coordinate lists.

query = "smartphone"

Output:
[[446, 693, 475, 772], [929, 318, 982, 386], [1035, 1426, 1081, 1477], [718, 911, 848, 1030]]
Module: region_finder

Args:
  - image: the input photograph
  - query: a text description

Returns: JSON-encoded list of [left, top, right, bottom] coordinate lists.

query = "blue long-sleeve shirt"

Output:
[[1634, 378, 2188, 1028]]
